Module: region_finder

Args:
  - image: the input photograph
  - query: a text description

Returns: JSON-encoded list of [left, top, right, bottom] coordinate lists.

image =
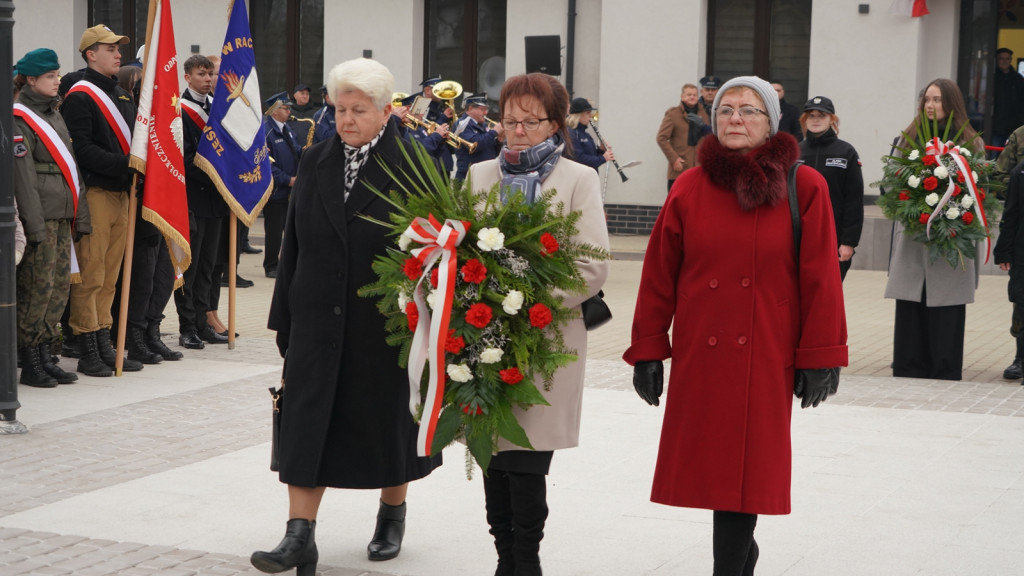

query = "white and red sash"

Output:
[[13, 102, 82, 276], [180, 97, 209, 130], [66, 80, 132, 154]]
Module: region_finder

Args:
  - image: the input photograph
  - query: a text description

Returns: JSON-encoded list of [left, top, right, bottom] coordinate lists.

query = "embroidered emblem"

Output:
[[825, 158, 848, 169], [14, 142, 28, 158]]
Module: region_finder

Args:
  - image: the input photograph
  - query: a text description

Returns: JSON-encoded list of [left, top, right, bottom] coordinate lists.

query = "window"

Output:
[[707, 0, 812, 105], [250, 0, 324, 105], [87, 0, 147, 63], [425, 0, 507, 112]]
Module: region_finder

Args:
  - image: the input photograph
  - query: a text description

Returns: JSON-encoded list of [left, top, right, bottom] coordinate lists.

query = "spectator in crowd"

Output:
[[772, 81, 803, 142], [656, 82, 709, 192], [992, 47, 1024, 149]]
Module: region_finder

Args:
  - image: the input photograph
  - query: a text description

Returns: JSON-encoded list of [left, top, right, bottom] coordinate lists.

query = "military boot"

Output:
[[38, 342, 78, 384], [19, 345, 58, 388], [96, 328, 143, 372], [127, 324, 163, 364], [76, 332, 113, 377], [146, 320, 183, 361]]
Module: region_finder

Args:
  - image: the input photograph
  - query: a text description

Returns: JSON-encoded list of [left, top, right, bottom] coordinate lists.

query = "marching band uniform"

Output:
[[263, 91, 303, 278], [454, 94, 502, 181], [312, 84, 337, 144]]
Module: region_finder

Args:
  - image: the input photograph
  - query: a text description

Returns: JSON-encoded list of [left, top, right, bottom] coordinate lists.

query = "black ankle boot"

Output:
[[146, 321, 183, 360], [485, 471, 516, 576], [509, 472, 548, 576], [19, 345, 58, 388], [127, 325, 163, 364], [77, 332, 113, 377], [251, 519, 318, 576], [96, 328, 143, 372], [367, 500, 406, 561], [38, 343, 77, 384]]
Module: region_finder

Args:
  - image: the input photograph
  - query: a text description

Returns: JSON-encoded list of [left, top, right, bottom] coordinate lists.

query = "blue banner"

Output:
[[195, 0, 272, 227]]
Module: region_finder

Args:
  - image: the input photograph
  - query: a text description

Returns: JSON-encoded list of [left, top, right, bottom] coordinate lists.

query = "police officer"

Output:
[[263, 91, 302, 278], [698, 75, 722, 115], [312, 84, 336, 144], [566, 97, 614, 172], [453, 93, 503, 181]]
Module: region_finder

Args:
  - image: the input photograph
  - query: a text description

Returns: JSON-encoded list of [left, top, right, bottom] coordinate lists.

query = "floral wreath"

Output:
[[874, 111, 1003, 268], [359, 143, 609, 475]]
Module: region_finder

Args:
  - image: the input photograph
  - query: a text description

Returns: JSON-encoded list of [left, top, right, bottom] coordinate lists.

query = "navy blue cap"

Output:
[[319, 84, 328, 94], [569, 97, 594, 114], [264, 91, 294, 114], [700, 76, 722, 88], [464, 93, 488, 107], [399, 93, 418, 107], [420, 75, 441, 87], [293, 83, 310, 93]]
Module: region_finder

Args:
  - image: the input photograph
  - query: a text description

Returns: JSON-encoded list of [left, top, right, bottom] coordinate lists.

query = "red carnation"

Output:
[[539, 233, 559, 256], [979, 189, 987, 201], [919, 213, 931, 224], [962, 211, 975, 224], [406, 301, 419, 331], [922, 155, 937, 166], [461, 259, 487, 284], [430, 267, 439, 288], [953, 185, 961, 197], [529, 303, 553, 329], [923, 176, 939, 191], [403, 257, 424, 281], [957, 171, 965, 183], [898, 191, 910, 201], [466, 303, 493, 329], [462, 403, 484, 415], [500, 367, 524, 385], [445, 329, 465, 354]]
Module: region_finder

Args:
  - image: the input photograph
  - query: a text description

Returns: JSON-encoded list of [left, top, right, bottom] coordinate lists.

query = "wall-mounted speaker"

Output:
[[525, 35, 561, 76]]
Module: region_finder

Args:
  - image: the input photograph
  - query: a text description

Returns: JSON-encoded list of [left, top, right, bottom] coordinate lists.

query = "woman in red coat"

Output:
[[624, 76, 848, 575]]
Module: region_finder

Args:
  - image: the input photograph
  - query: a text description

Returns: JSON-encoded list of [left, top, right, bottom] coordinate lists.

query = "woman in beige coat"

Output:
[[468, 73, 610, 576]]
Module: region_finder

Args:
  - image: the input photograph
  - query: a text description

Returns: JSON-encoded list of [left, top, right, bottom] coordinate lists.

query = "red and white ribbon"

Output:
[[13, 103, 82, 276], [405, 214, 472, 456], [923, 137, 991, 262], [66, 80, 132, 154]]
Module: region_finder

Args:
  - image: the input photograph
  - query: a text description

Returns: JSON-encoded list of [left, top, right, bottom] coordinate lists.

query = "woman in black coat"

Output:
[[251, 58, 441, 576], [798, 96, 864, 281]]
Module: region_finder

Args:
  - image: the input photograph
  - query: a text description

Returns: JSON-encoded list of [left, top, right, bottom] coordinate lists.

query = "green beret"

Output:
[[16, 48, 60, 77]]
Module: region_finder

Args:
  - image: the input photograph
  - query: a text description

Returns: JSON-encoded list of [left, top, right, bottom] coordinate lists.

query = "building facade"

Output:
[[12, 1, 1011, 234]]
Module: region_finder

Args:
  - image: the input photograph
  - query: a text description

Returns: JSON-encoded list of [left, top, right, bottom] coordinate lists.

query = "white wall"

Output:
[[12, 0, 88, 77], [170, 0, 234, 90], [324, 0, 423, 96]]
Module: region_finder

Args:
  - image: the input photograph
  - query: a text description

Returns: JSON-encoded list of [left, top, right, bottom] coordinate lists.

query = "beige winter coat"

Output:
[[468, 156, 611, 452]]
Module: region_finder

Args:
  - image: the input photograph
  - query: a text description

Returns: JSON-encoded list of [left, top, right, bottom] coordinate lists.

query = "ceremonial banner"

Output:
[[129, 0, 191, 287], [889, 0, 929, 17], [195, 0, 273, 227]]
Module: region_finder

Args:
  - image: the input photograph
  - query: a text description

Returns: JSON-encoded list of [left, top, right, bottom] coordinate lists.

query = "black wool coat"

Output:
[[268, 122, 442, 488], [994, 159, 1024, 302]]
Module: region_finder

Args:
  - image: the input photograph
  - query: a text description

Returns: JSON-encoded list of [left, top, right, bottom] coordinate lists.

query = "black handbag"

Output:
[[581, 290, 613, 331], [269, 384, 283, 472]]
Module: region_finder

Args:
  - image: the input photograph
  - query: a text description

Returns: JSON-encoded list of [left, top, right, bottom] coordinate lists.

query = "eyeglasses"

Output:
[[716, 106, 768, 120], [500, 117, 550, 131]]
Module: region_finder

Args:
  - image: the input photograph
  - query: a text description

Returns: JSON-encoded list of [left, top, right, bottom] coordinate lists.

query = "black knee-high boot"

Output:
[[508, 472, 548, 576], [484, 470, 516, 576], [712, 510, 758, 576]]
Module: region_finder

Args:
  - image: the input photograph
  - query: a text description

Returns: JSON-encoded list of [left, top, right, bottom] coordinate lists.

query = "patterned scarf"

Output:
[[498, 133, 564, 205], [343, 124, 387, 200]]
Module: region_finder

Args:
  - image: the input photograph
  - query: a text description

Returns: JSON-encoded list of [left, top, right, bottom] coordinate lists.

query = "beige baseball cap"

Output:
[[79, 24, 130, 52]]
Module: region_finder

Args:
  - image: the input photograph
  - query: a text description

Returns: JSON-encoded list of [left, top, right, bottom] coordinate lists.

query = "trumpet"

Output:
[[391, 92, 409, 107], [403, 113, 477, 152]]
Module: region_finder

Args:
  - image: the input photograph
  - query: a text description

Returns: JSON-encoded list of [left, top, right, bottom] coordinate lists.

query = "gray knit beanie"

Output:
[[710, 76, 780, 137]]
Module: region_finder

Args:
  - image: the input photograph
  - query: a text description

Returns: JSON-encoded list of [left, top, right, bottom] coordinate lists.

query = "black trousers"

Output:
[[893, 289, 966, 381], [112, 234, 174, 333], [173, 214, 222, 333], [263, 199, 288, 273], [713, 511, 758, 576]]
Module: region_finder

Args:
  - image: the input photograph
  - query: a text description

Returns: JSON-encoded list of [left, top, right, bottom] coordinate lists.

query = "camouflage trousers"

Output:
[[17, 218, 72, 347]]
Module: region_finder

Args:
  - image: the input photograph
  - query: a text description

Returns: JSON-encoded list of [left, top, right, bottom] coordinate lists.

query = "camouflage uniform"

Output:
[[996, 125, 1024, 188], [17, 220, 71, 346]]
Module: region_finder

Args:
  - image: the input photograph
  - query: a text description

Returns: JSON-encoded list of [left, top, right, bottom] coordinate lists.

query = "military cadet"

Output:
[[312, 84, 337, 144], [174, 54, 229, 350], [61, 24, 144, 377], [263, 91, 303, 278], [12, 48, 90, 386], [453, 93, 503, 181], [403, 93, 454, 175]]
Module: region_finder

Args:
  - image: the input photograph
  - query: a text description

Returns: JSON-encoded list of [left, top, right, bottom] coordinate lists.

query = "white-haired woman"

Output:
[[252, 58, 442, 576]]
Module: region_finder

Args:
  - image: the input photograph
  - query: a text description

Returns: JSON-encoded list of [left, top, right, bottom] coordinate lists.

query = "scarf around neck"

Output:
[[697, 132, 800, 211], [343, 123, 387, 199], [498, 133, 564, 204]]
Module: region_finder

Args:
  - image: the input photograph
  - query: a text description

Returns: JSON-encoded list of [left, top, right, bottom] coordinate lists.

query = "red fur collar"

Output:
[[698, 132, 800, 211]]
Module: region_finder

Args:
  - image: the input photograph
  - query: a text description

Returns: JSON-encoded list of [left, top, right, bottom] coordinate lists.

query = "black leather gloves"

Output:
[[686, 113, 705, 130], [633, 360, 664, 407], [794, 367, 841, 409]]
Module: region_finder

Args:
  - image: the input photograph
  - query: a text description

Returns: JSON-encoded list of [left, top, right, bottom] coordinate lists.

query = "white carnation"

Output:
[[961, 148, 972, 157], [426, 290, 438, 310], [973, 171, 979, 182], [908, 149, 920, 161], [925, 193, 940, 207], [399, 233, 412, 251], [907, 175, 921, 188], [961, 195, 974, 209], [479, 348, 504, 364], [934, 165, 949, 179], [398, 291, 410, 311], [502, 290, 525, 314], [446, 363, 473, 382], [476, 228, 505, 251], [945, 206, 960, 220]]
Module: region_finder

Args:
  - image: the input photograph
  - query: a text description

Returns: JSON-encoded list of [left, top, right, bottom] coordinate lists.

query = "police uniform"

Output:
[[420, 75, 448, 125], [312, 85, 336, 144], [567, 97, 606, 171], [454, 94, 502, 180], [264, 92, 303, 276]]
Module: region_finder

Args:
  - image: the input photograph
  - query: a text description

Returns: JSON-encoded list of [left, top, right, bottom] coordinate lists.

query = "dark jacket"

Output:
[[994, 159, 1024, 301], [13, 85, 91, 240], [264, 117, 302, 202], [409, 123, 454, 173], [994, 68, 1024, 138], [60, 67, 136, 193], [569, 123, 605, 171], [778, 98, 804, 143], [181, 90, 228, 218], [312, 104, 336, 144], [267, 121, 442, 487], [799, 129, 864, 248], [453, 115, 502, 180]]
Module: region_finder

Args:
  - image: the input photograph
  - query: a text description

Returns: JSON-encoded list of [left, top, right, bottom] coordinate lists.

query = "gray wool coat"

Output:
[[883, 220, 980, 306]]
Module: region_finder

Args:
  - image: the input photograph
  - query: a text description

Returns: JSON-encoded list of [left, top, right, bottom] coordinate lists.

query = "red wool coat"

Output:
[[624, 134, 848, 515]]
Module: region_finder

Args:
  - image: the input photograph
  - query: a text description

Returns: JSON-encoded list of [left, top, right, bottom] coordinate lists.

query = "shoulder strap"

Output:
[[788, 161, 803, 263]]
